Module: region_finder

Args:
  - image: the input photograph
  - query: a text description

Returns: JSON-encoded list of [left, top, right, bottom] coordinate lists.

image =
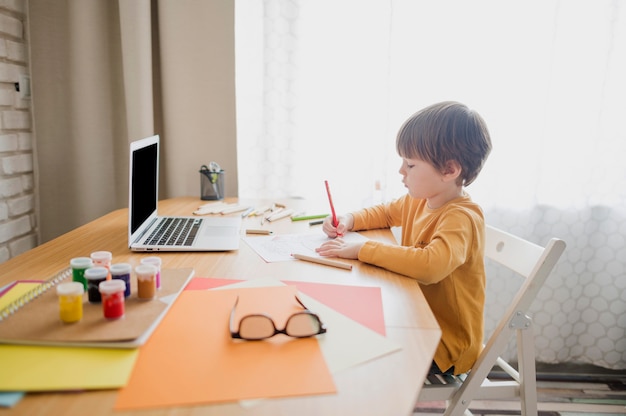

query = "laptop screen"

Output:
[[130, 137, 159, 236]]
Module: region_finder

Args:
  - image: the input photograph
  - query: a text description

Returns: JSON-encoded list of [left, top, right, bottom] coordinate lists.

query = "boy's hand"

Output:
[[315, 238, 363, 260], [322, 214, 353, 238]]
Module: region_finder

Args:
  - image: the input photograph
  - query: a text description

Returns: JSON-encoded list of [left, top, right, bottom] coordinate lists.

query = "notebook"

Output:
[[128, 135, 241, 252], [0, 267, 194, 348]]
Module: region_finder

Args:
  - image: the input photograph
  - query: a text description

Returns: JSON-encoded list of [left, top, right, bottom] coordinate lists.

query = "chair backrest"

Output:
[[447, 226, 565, 414], [418, 225, 566, 416], [484, 225, 566, 324]]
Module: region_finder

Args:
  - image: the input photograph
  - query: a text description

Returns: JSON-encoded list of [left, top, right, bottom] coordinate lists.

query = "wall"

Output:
[[155, 1, 238, 200], [0, 0, 37, 262], [25, 1, 237, 245]]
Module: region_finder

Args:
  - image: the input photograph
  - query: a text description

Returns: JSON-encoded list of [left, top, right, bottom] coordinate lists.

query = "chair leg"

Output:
[[517, 325, 538, 416], [443, 400, 474, 416]]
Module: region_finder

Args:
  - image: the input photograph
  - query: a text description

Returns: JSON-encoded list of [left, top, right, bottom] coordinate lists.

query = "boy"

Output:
[[316, 101, 492, 375]]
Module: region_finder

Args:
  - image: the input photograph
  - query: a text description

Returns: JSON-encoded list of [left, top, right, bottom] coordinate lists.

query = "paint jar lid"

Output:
[[110, 263, 132, 275], [99, 279, 126, 295], [90, 251, 112, 261], [70, 257, 93, 268], [84, 266, 109, 280], [57, 281, 84, 296], [135, 264, 157, 280], [141, 256, 162, 267]]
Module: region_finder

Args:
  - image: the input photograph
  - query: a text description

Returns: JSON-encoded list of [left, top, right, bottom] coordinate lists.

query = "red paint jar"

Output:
[[99, 279, 126, 319]]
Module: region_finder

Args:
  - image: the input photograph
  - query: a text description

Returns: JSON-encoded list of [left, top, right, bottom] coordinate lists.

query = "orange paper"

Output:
[[115, 285, 335, 410]]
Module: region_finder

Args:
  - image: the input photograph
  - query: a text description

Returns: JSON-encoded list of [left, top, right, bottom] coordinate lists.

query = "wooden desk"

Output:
[[0, 197, 440, 416]]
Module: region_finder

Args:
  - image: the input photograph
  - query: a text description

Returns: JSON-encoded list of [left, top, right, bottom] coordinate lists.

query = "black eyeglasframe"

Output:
[[229, 295, 327, 340]]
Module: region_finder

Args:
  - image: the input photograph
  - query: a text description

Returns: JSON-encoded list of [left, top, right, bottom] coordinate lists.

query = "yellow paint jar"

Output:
[[56, 281, 84, 323]]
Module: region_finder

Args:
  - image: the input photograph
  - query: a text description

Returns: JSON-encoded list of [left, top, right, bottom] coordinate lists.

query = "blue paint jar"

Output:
[[110, 263, 132, 298]]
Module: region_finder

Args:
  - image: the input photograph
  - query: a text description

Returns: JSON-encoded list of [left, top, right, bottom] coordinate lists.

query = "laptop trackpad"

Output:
[[203, 225, 239, 237], [200, 217, 241, 237]]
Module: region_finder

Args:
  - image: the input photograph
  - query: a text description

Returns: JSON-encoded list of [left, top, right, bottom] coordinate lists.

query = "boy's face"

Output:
[[398, 157, 448, 201]]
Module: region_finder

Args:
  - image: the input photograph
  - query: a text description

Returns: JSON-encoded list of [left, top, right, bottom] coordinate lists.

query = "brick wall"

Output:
[[0, 0, 37, 263]]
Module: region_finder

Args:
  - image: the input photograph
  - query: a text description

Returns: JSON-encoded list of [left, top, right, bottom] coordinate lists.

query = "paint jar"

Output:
[[90, 251, 113, 270], [140, 256, 162, 289], [70, 257, 93, 290], [99, 280, 126, 319], [135, 264, 157, 300], [85, 266, 109, 303], [110, 263, 132, 297], [56, 282, 84, 323]]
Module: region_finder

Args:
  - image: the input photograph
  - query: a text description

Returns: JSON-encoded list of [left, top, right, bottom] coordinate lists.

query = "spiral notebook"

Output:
[[0, 267, 194, 348]]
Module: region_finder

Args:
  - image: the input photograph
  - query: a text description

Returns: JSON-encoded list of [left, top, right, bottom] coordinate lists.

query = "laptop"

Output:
[[128, 135, 241, 252]]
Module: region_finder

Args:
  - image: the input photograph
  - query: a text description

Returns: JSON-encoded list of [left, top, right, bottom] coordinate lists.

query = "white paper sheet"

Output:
[[243, 231, 368, 262]]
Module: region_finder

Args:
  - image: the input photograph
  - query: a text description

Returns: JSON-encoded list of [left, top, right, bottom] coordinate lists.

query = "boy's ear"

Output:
[[442, 160, 462, 181]]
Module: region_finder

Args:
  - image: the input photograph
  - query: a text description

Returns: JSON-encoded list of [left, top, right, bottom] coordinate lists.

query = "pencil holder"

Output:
[[199, 165, 225, 200]]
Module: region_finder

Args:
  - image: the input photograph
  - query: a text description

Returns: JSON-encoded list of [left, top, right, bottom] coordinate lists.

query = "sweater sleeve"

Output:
[[357, 209, 476, 284], [351, 196, 407, 230]]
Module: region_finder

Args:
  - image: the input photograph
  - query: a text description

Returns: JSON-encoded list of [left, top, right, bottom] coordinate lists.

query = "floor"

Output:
[[413, 363, 626, 416]]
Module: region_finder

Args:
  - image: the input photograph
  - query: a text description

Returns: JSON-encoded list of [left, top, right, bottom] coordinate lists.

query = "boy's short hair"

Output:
[[396, 101, 492, 186]]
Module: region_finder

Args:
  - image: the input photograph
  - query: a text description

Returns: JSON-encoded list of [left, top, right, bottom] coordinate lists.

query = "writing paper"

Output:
[[243, 231, 367, 262]]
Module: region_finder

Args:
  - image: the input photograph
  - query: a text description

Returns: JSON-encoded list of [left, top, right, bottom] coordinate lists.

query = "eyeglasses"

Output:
[[229, 295, 327, 341]]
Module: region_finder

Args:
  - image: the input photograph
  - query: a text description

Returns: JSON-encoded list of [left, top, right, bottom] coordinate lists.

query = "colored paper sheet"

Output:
[[186, 277, 385, 336], [184, 277, 238, 290], [115, 285, 337, 410], [296, 290, 400, 374], [0, 392, 24, 408], [0, 345, 138, 391], [283, 280, 385, 336], [191, 277, 400, 375]]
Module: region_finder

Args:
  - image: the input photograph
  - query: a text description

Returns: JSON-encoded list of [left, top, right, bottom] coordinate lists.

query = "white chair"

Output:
[[415, 225, 566, 416]]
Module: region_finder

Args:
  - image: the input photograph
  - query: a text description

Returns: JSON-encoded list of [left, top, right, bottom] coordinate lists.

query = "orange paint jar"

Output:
[[135, 264, 157, 300]]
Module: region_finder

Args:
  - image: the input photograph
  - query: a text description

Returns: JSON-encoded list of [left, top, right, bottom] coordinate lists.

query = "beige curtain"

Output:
[[28, 0, 238, 243]]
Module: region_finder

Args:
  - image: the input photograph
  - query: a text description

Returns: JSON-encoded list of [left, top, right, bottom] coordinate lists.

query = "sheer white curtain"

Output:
[[235, 0, 626, 369]]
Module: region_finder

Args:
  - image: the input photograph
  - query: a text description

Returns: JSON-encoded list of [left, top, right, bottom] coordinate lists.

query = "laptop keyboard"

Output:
[[145, 217, 202, 246]]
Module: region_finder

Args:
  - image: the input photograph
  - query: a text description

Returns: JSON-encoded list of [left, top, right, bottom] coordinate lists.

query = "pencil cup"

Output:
[[70, 257, 93, 290], [99, 280, 126, 319], [199, 165, 225, 200], [85, 266, 109, 303], [140, 256, 162, 289], [56, 282, 84, 323], [110, 263, 132, 297], [135, 264, 157, 300]]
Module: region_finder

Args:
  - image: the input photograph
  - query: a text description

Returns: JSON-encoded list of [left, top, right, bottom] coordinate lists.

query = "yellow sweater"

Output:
[[352, 193, 485, 374]]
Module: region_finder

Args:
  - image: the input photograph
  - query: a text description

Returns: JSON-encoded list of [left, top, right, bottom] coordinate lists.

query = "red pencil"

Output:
[[324, 180, 342, 236]]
